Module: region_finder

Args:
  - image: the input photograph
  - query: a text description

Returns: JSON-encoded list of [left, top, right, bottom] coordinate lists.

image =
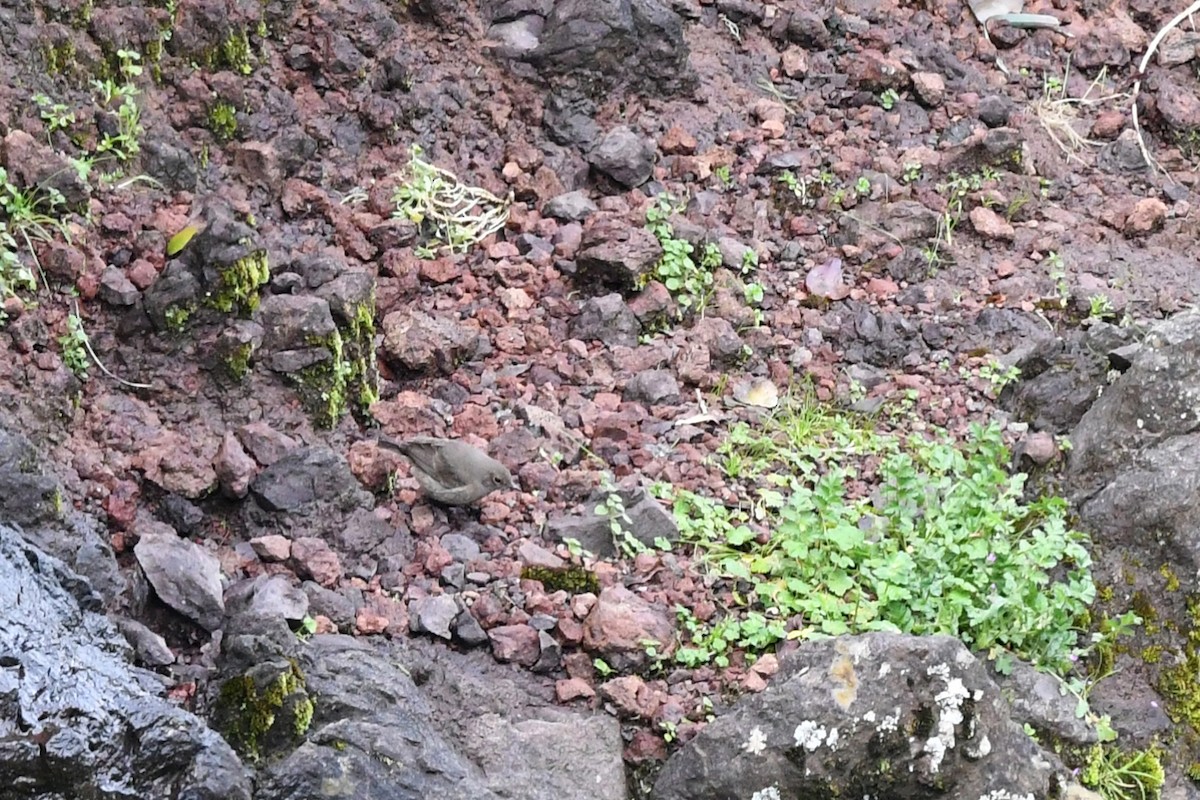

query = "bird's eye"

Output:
[[493, 474, 505, 485]]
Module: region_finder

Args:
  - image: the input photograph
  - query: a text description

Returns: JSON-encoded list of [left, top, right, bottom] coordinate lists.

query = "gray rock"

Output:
[[225, 574, 309, 622], [454, 609, 489, 646], [99, 266, 140, 306], [142, 260, 202, 330], [990, 658, 1098, 744], [652, 633, 1062, 800], [381, 308, 480, 375], [256, 294, 338, 372], [624, 369, 681, 405], [411, 594, 461, 640], [543, 190, 598, 221], [303, 581, 362, 630], [114, 616, 176, 667], [529, 0, 694, 97], [441, 532, 483, 562], [250, 446, 371, 512], [574, 218, 662, 294], [546, 485, 678, 559], [0, 523, 250, 798], [488, 17, 544, 56], [133, 525, 225, 631], [570, 293, 642, 347], [588, 125, 656, 188]]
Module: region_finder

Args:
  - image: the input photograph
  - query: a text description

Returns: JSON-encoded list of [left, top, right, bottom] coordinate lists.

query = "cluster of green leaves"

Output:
[[922, 166, 1002, 270], [1079, 742, 1164, 800], [92, 49, 144, 160], [392, 144, 509, 258], [644, 193, 721, 313], [658, 397, 1100, 676], [0, 167, 69, 309], [58, 313, 91, 379]]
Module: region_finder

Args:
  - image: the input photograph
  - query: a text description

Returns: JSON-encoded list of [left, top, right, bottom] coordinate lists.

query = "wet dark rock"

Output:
[[0, 523, 250, 798], [547, 485, 678, 558], [528, 0, 694, 97], [833, 302, 928, 368], [769, 8, 831, 48], [290, 250, 345, 289], [114, 616, 176, 667], [158, 492, 205, 535], [142, 260, 203, 329], [570, 293, 642, 347], [250, 446, 372, 513], [133, 522, 226, 631], [484, 0, 554, 22], [381, 308, 480, 375], [225, 574, 309, 623], [1067, 311, 1200, 566], [541, 88, 600, 148], [652, 633, 1062, 799], [575, 218, 661, 294], [144, 199, 268, 329], [977, 94, 1012, 127], [1000, 334, 1108, 434], [141, 138, 200, 192], [588, 125, 656, 188], [689, 316, 744, 367]]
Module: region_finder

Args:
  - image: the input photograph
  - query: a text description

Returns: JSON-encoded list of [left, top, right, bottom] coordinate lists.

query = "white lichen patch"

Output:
[[924, 665, 973, 774], [793, 720, 837, 752], [876, 708, 900, 733], [978, 791, 1034, 800], [743, 726, 768, 756], [750, 786, 781, 800]]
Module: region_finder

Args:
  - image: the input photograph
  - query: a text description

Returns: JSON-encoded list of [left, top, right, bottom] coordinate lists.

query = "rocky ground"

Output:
[[2, 0, 1200, 796]]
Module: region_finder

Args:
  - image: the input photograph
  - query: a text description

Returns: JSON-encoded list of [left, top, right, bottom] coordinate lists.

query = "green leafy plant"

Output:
[[1089, 294, 1114, 319], [0, 224, 35, 313], [713, 164, 734, 188], [880, 88, 900, 110], [391, 144, 510, 257], [208, 100, 238, 142], [644, 193, 714, 313], [596, 474, 644, 558], [1078, 742, 1164, 800], [855, 176, 871, 195], [33, 93, 76, 139], [92, 49, 144, 161], [0, 167, 71, 279], [902, 162, 922, 183], [659, 394, 1102, 677], [59, 313, 90, 379], [1047, 250, 1069, 307], [975, 360, 1021, 395]]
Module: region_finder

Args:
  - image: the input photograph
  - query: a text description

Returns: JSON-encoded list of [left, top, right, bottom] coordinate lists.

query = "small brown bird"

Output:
[[377, 435, 515, 506]]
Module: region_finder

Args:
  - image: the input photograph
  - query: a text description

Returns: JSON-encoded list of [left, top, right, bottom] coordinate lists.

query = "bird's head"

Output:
[[487, 464, 517, 492]]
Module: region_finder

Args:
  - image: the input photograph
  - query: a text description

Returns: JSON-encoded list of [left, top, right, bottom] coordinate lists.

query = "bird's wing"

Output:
[[403, 438, 470, 487]]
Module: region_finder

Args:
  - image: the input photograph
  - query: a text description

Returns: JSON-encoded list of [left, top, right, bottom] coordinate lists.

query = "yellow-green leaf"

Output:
[[166, 224, 199, 257]]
